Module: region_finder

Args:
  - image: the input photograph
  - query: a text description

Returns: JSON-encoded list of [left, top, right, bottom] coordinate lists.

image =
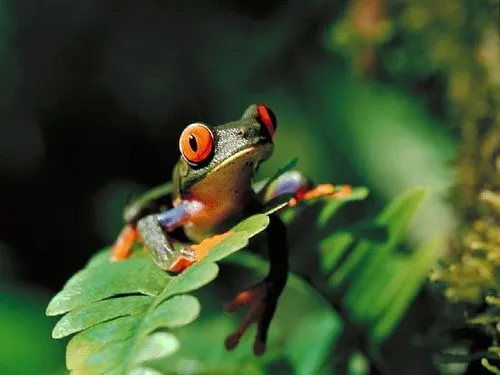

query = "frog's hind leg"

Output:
[[262, 170, 352, 207], [224, 214, 288, 355]]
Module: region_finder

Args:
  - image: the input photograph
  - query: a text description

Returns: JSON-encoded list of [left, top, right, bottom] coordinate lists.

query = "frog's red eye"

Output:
[[179, 123, 214, 164], [256, 104, 277, 138]]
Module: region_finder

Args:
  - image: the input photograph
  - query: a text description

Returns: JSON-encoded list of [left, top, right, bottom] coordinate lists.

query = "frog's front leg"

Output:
[[111, 225, 140, 262], [136, 201, 204, 272], [111, 182, 174, 262], [224, 214, 288, 356], [263, 170, 352, 207]]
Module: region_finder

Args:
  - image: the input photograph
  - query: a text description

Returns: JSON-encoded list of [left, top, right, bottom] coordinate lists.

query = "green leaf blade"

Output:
[[47, 255, 170, 316], [134, 332, 180, 364], [66, 316, 138, 370], [48, 210, 272, 374], [52, 295, 151, 339], [377, 187, 428, 246], [285, 310, 341, 375], [143, 295, 200, 334]]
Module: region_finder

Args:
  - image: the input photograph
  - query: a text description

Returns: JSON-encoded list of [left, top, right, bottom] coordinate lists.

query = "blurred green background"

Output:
[[0, 0, 471, 373]]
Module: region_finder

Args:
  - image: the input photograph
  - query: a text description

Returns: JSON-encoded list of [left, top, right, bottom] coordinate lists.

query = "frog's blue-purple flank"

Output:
[[110, 105, 352, 355]]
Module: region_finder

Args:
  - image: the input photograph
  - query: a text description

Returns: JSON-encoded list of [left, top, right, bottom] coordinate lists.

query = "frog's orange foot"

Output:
[[289, 184, 352, 207], [110, 225, 138, 262], [168, 253, 196, 273], [190, 231, 233, 260], [224, 283, 271, 356], [168, 231, 233, 273]]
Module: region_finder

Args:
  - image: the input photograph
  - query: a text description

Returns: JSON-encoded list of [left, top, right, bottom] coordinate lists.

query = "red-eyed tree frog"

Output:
[[111, 104, 351, 355]]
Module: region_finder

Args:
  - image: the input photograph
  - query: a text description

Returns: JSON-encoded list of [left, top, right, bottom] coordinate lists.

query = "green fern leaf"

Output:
[[46, 214, 270, 374], [150, 251, 344, 375]]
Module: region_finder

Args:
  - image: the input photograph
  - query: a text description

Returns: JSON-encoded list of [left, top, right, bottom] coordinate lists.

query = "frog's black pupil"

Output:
[[189, 134, 198, 152]]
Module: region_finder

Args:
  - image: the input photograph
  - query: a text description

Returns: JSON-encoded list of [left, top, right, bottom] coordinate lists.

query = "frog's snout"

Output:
[[239, 123, 272, 145]]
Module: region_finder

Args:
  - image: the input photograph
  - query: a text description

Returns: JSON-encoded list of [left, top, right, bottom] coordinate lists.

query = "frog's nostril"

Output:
[[240, 126, 258, 139]]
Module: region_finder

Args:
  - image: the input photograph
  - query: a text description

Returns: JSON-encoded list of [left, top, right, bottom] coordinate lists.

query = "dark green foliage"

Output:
[[318, 189, 442, 342], [47, 182, 442, 374], [0, 291, 65, 375], [329, 0, 499, 370]]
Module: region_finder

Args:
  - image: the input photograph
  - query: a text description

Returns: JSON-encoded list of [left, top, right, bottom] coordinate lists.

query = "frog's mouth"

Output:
[[215, 142, 273, 174], [186, 142, 274, 199]]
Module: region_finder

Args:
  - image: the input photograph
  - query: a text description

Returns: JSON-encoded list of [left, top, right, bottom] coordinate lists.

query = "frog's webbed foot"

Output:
[[137, 215, 195, 272], [224, 280, 280, 356], [224, 214, 287, 356]]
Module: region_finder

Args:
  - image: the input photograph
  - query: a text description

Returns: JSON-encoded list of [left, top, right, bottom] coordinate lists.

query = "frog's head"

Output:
[[176, 104, 277, 193]]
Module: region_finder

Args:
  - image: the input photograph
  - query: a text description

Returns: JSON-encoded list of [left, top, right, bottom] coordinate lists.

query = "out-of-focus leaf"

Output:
[[0, 289, 65, 375], [284, 310, 340, 375], [371, 236, 444, 340], [317, 187, 443, 343], [318, 187, 370, 226]]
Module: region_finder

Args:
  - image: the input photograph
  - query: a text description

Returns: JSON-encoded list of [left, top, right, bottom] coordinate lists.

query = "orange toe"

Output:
[[225, 288, 265, 313], [332, 184, 352, 198], [110, 225, 138, 262], [168, 255, 196, 273], [168, 231, 234, 273], [289, 184, 352, 207], [190, 231, 233, 261], [302, 184, 335, 200]]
